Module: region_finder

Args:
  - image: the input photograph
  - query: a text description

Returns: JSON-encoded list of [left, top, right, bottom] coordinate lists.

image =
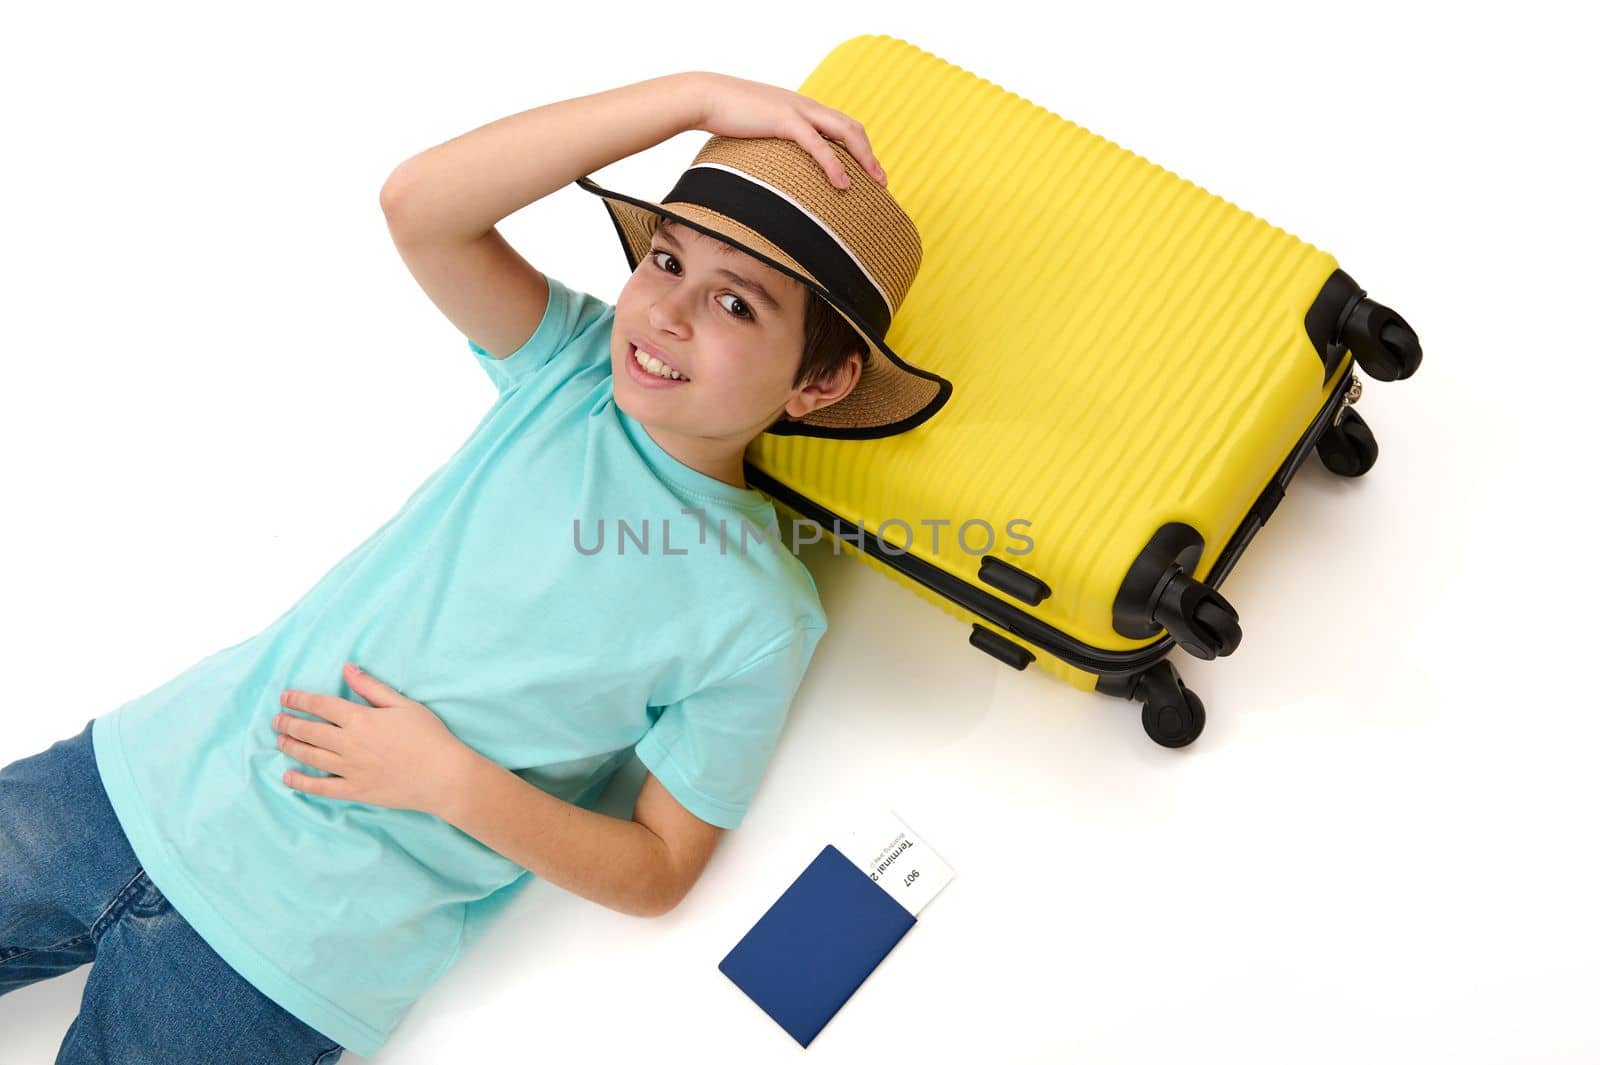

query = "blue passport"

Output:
[[718, 843, 917, 1048]]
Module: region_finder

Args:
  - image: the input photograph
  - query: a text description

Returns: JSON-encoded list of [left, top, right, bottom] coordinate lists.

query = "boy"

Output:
[[0, 70, 948, 1061]]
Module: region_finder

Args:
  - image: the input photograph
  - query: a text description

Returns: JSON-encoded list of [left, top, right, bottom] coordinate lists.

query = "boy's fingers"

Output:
[[281, 688, 352, 726], [796, 124, 849, 187], [284, 768, 351, 801], [809, 110, 883, 188], [276, 713, 342, 753], [280, 733, 336, 772], [345, 661, 406, 705]]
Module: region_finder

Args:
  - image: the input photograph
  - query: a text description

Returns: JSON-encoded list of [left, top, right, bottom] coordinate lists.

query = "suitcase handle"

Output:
[[977, 555, 1051, 605], [969, 624, 1035, 670]]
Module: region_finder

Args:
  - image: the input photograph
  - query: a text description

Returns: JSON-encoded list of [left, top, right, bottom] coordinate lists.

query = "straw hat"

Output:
[[574, 134, 952, 438]]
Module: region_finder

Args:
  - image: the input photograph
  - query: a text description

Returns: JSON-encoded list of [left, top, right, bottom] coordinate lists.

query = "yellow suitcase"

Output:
[[743, 34, 1424, 747]]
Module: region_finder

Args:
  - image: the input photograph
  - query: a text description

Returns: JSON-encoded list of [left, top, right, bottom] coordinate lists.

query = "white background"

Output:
[[2, 1, 1594, 1062]]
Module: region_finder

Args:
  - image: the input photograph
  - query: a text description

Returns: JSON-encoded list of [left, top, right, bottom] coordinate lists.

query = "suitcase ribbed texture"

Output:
[[747, 35, 1353, 686]]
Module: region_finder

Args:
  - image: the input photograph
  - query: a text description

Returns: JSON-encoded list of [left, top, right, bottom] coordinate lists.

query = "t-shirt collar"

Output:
[[616, 406, 772, 510]]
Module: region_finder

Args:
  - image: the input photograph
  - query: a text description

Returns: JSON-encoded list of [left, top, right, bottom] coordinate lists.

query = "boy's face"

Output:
[[610, 217, 859, 448]]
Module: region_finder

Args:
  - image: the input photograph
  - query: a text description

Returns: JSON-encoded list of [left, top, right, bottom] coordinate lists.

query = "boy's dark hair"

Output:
[[763, 287, 867, 433], [795, 286, 869, 389]]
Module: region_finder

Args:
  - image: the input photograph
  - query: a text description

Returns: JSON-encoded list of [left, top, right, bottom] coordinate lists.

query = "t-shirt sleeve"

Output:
[[465, 273, 613, 396], [634, 624, 826, 831]]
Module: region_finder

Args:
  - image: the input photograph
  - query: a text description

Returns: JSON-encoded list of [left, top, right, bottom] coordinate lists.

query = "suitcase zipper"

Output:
[[743, 361, 1357, 677], [1334, 371, 1363, 426]]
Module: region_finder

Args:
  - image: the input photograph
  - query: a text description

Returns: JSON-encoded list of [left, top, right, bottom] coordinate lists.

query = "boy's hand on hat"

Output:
[[689, 71, 888, 190], [274, 661, 472, 817]]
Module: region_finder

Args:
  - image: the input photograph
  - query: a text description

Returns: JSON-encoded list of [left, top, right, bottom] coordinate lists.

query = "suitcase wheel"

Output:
[[1154, 570, 1243, 661], [1341, 298, 1423, 382], [1124, 659, 1207, 748], [1142, 687, 1206, 749], [1316, 406, 1380, 477], [1107, 655, 1203, 745], [1115, 523, 1243, 659]]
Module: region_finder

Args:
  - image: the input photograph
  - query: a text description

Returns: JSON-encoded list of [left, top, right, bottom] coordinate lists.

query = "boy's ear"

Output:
[[787, 349, 863, 421], [818, 349, 863, 396]]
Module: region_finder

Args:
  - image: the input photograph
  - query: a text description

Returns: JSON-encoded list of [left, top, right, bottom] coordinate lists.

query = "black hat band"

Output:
[[660, 165, 892, 338]]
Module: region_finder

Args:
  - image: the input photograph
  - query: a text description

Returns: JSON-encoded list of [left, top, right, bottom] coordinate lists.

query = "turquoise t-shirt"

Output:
[[90, 273, 828, 1057]]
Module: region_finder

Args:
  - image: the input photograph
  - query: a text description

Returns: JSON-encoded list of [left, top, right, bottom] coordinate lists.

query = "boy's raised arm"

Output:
[[377, 73, 708, 359], [380, 71, 707, 243]]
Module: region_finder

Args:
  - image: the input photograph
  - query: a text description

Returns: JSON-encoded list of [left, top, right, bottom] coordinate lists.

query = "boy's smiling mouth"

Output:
[[627, 341, 691, 384]]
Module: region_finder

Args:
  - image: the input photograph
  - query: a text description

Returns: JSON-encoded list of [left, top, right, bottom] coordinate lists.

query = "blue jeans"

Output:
[[0, 720, 346, 1064]]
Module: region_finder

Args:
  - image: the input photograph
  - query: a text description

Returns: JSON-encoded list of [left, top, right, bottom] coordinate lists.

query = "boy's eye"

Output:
[[646, 248, 756, 322], [716, 292, 754, 320]]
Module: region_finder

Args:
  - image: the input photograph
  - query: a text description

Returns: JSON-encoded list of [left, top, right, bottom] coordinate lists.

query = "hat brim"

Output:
[[575, 175, 952, 440]]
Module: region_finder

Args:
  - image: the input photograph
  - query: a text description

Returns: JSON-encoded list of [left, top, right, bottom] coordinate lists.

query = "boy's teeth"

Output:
[[634, 346, 686, 380]]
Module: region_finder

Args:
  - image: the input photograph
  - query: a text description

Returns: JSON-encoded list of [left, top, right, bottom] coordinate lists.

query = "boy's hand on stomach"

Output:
[[274, 661, 470, 816]]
